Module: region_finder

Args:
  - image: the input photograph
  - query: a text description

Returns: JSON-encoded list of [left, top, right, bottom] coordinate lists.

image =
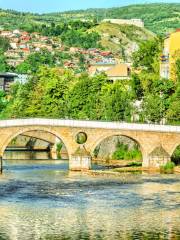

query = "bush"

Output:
[[112, 143, 142, 160], [160, 161, 175, 174], [171, 146, 180, 165]]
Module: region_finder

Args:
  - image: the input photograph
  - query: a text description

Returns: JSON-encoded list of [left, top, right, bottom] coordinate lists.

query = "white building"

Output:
[[102, 19, 144, 28]]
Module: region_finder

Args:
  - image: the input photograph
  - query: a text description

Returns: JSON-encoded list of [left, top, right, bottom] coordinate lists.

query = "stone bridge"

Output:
[[0, 118, 180, 170]]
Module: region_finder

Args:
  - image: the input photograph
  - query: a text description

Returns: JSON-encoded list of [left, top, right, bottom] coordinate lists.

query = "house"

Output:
[[89, 58, 117, 72], [89, 61, 117, 74], [0, 30, 12, 37], [13, 30, 21, 35], [160, 29, 180, 80], [89, 62, 130, 81], [10, 42, 18, 49], [69, 47, 79, 53], [7, 59, 24, 67], [21, 31, 29, 36], [20, 35, 31, 42], [0, 73, 18, 92], [105, 63, 131, 81]]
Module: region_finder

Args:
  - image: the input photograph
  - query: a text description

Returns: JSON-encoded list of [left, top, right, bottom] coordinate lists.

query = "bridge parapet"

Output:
[[0, 118, 180, 133]]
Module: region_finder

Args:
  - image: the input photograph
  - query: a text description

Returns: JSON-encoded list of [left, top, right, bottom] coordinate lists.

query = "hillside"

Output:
[[55, 3, 180, 35], [0, 7, 156, 60], [0, 3, 180, 35], [90, 22, 155, 60]]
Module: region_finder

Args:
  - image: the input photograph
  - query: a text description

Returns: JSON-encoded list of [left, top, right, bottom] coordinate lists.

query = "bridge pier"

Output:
[[49, 144, 57, 159], [148, 146, 171, 168], [142, 153, 150, 168], [142, 146, 171, 168], [0, 156, 3, 174], [69, 146, 92, 171]]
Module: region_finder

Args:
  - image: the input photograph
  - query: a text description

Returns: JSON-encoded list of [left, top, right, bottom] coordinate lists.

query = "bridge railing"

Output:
[[0, 118, 180, 133], [0, 116, 180, 125]]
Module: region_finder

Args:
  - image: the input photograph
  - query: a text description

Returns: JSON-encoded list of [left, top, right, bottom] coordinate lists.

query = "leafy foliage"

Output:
[[0, 91, 7, 114], [0, 50, 11, 72], [61, 30, 101, 49], [171, 146, 180, 166], [112, 143, 142, 160], [16, 49, 58, 74], [0, 37, 10, 52], [132, 39, 161, 72], [160, 161, 175, 174], [0, 31, 179, 127]]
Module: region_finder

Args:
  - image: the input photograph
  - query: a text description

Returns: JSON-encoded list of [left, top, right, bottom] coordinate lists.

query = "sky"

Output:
[[0, 0, 179, 13]]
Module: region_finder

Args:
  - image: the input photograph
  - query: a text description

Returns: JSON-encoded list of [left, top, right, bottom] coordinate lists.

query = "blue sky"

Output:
[[0, 0, 179, 13]]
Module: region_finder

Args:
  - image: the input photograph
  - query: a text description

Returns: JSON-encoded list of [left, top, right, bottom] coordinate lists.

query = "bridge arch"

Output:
[[171, 144, 180, 166], [0, 126, 70, 159], [90, 132, 144, 161], [169, 141, 180, 157]]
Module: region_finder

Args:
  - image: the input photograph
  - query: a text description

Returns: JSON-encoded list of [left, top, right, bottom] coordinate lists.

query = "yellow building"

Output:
[[160, 29, 180, 80]]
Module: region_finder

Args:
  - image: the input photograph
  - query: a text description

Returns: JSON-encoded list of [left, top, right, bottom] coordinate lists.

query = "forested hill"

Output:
[[0, 3, 179, 35], [51, 3, 180, 35]]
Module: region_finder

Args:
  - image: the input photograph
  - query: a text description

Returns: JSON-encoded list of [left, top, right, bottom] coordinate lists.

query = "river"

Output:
[[0, 151, 180, 240]]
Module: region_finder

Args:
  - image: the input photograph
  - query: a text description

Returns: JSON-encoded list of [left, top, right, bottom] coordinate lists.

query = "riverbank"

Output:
[[92, 158, 142, 167], [175, 166, 180, 173], [87, 165, 180, 178]]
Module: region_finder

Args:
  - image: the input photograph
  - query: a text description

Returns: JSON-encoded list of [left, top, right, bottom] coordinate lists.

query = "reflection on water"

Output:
[[4, 150, 52, 160], [0, 152, 180, 240]]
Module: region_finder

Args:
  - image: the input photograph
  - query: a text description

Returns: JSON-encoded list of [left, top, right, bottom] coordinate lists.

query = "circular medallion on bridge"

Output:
[[76, 132, 87, 144]]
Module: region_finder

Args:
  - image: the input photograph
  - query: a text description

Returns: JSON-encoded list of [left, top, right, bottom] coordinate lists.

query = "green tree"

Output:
[[0, 91, 7, 114], [100, 82, 132, 121], [0, 36, 10, 52], [132, 39, 161, 72], [65, 73, 108, 119], [0, 50, 9, 72], [141, 93, 166, 123], [131, 73, 144, 99], [16, 49, 57, 74], [166, 84, 180, 123], [22, 67, 74, 118], [175, 58, 180, 81]]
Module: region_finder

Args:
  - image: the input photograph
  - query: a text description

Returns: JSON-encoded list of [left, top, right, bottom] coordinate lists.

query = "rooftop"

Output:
[[0, 72, 18, 77]]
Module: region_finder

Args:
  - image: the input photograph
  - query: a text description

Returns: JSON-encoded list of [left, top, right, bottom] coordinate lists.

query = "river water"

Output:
[[0, 152, 180, 240]]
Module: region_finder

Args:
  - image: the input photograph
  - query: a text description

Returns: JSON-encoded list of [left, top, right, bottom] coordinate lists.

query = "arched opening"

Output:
[[2, 129, 69, 161], [171, 145, 180, 166], [92, 135, 143, 168]]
